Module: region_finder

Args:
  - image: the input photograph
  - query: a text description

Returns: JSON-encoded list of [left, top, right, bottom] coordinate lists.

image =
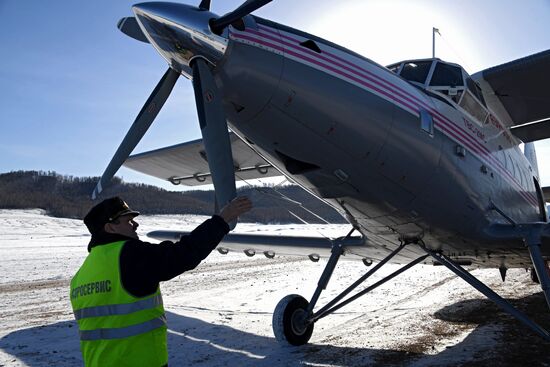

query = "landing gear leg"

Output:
[[273, 232, 346, 345], [272, 230, 429, 345], [525, 233, 550, 310], [530, 267, 540, 284]]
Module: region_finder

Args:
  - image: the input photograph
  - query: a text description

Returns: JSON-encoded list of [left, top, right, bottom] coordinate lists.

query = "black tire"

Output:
[[272, 294, 314, 346]]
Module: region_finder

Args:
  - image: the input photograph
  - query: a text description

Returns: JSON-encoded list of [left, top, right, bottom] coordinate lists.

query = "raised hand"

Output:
[[219, 196, 253, 224]]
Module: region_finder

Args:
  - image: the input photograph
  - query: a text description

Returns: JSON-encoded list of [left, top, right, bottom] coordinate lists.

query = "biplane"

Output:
[[93, 1, 550, 344]]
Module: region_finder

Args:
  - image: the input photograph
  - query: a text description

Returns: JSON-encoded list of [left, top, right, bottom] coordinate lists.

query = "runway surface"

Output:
[[0, 209, 548, 366]]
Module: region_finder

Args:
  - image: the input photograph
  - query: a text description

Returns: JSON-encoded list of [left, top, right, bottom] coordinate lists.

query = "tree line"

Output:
[[0, 171, 346, 224]]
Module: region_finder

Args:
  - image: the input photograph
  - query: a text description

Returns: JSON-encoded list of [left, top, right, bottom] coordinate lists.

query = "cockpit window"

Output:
[[400, 61, 432, 84], [466, 77, 487, 107], [429, 63, 463, 87], [460, 77, 489, 123]]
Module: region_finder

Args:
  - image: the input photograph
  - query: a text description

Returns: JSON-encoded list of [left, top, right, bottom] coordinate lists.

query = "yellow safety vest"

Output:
[[70, 241, 168, 367]]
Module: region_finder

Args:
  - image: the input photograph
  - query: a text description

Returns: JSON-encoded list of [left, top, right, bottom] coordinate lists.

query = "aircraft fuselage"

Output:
[[133, 3, 547, 267], [220, 18, 546, 267]]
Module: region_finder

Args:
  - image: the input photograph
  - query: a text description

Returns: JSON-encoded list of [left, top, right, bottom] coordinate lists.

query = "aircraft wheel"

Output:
[[272, 294, 314, 346]]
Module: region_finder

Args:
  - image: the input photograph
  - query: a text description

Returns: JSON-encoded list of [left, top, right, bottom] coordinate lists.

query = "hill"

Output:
[[0, 171, 346, 224]]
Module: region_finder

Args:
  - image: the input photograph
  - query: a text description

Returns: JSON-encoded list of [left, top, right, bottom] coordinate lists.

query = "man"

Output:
[[70, 196, 252, 367]]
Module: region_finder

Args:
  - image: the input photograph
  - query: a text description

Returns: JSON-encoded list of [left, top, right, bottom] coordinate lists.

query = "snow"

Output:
[[0, 209, 548, 366]]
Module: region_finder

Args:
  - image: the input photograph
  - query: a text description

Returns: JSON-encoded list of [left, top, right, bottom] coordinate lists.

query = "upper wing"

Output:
[[123, 132, 282, 186], [472, 49, 550, 142], [509, 119, 550, 143]]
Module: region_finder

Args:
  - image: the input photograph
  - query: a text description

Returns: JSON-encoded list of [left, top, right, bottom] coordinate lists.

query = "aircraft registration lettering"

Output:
[[463, 117, 486, 142], [488, 114, 513, 145], [488, 114, 502, 131]]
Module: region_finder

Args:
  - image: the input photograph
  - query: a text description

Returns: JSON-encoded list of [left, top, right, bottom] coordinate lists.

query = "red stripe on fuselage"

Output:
[[229, 26, 538, 207]]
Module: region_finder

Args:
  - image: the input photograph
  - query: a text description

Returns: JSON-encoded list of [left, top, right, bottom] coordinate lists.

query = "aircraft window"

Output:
[[466, 78, 487, 107], [429, 63, 463, 87], [420, 109, 434, 135], [400, 61, 432, 84], [459, 91, 489, 124]]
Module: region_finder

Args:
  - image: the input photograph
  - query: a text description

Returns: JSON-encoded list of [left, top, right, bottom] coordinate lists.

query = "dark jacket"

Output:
[[87, 215, 230, 298]]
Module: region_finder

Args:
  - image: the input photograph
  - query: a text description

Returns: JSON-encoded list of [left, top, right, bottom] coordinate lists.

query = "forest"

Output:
[[0, 171, 346, 224]]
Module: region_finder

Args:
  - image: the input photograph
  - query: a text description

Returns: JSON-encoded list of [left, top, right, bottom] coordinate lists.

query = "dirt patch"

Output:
[[433, 292, 550, 366], [0, 279, 69, 294]]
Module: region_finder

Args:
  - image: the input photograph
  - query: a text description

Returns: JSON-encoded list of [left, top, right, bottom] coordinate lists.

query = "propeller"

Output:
[[95, 0, 275, 225], [92, 68, 179, 200], [117, 17, 149, 43], [210, 0, 273, 34], [119, 1, 273, 40], [198, 0, 212, 10], [192, 58, 237, 224]]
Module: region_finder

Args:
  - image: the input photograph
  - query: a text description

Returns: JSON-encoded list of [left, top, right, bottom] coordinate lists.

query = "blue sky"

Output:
[[1, 0, 549, 190]]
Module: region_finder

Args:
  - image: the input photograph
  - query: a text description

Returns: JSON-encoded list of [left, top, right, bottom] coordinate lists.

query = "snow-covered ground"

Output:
[[0, 209, 548, 366]]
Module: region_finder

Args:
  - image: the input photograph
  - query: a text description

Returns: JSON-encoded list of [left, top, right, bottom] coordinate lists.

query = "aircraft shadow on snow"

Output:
[[0, 293, 548, 367]]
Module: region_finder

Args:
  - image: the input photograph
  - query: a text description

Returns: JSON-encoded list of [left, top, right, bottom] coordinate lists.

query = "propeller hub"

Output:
[[133, 2, 228, 78]]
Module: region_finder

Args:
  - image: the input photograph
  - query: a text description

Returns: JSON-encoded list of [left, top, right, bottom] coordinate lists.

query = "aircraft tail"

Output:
[[524, 142, 540, 179]]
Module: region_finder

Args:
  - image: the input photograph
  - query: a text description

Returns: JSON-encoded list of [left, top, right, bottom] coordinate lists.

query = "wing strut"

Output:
[[272, 233, 550, 345]]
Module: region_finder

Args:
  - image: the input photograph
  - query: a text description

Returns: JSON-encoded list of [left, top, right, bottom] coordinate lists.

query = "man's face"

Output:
[[104, 214, 139, 239]]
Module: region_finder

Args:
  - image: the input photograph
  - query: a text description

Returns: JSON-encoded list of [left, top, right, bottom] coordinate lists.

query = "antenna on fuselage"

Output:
[[432, 27, 440, 58]]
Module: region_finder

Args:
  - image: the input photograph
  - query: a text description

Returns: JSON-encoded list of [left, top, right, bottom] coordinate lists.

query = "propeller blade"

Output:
[[210, 0, 272, 34], [198, 0, 211, 10], [92, 68, 180, 200], [117, 17, 149, 43], [191, 58, 237, 226]]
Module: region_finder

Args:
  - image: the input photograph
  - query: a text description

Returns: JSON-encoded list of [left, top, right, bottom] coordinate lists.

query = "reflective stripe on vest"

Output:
[[73, 294, 164, 320], [79, 315, 167, 341]]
